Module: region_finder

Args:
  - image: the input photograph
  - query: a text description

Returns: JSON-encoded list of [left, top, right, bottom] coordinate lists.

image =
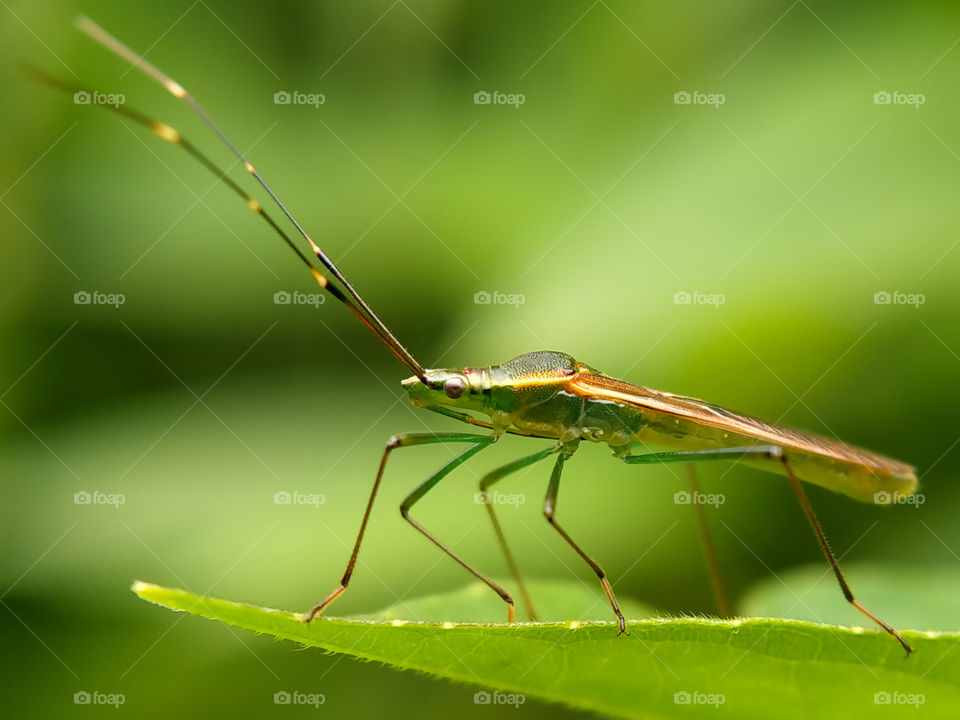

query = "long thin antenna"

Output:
[[73, 16, 428, 382], [25, 65, 418, 369]]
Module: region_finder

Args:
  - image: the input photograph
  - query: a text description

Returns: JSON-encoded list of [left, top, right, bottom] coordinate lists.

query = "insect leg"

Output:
[[398, 438, 531, 622], [779, 454, 914, 655], [478, 445, 562, 621], [623, 445, 913, 654], [685, 463, 730, 617], [543, 451, 628, 635], [306, 432, 492, 623]]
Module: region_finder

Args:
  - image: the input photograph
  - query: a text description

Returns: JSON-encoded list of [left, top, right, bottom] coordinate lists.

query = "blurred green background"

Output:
[[2, 0, 959, 717]]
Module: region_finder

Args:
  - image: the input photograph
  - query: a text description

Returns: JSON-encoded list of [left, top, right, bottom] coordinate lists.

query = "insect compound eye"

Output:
[[443, 376, 467, 399]]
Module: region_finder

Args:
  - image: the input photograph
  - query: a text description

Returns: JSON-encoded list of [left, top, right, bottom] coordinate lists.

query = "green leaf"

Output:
[[133, 580, 960, 719]]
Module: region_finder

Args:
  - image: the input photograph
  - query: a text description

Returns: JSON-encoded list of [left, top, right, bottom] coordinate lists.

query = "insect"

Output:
[[38, 17, 917, 655]]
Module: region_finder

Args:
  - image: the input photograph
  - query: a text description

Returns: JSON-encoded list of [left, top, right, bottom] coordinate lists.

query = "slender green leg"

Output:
[[623, 445, 913, 654], [543, 451, 629, 635], [306, 432, 492, 622], [479, 445, 563, 621], [400, 438, 535, 621], [685, 464, 730, 618]]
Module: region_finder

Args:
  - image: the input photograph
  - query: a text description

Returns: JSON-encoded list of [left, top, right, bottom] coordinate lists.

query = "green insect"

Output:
[[40, 16, 918, 656]]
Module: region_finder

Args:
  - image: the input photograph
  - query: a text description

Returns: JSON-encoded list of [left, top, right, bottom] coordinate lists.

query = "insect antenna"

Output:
[[71, 16, 429, 383]]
